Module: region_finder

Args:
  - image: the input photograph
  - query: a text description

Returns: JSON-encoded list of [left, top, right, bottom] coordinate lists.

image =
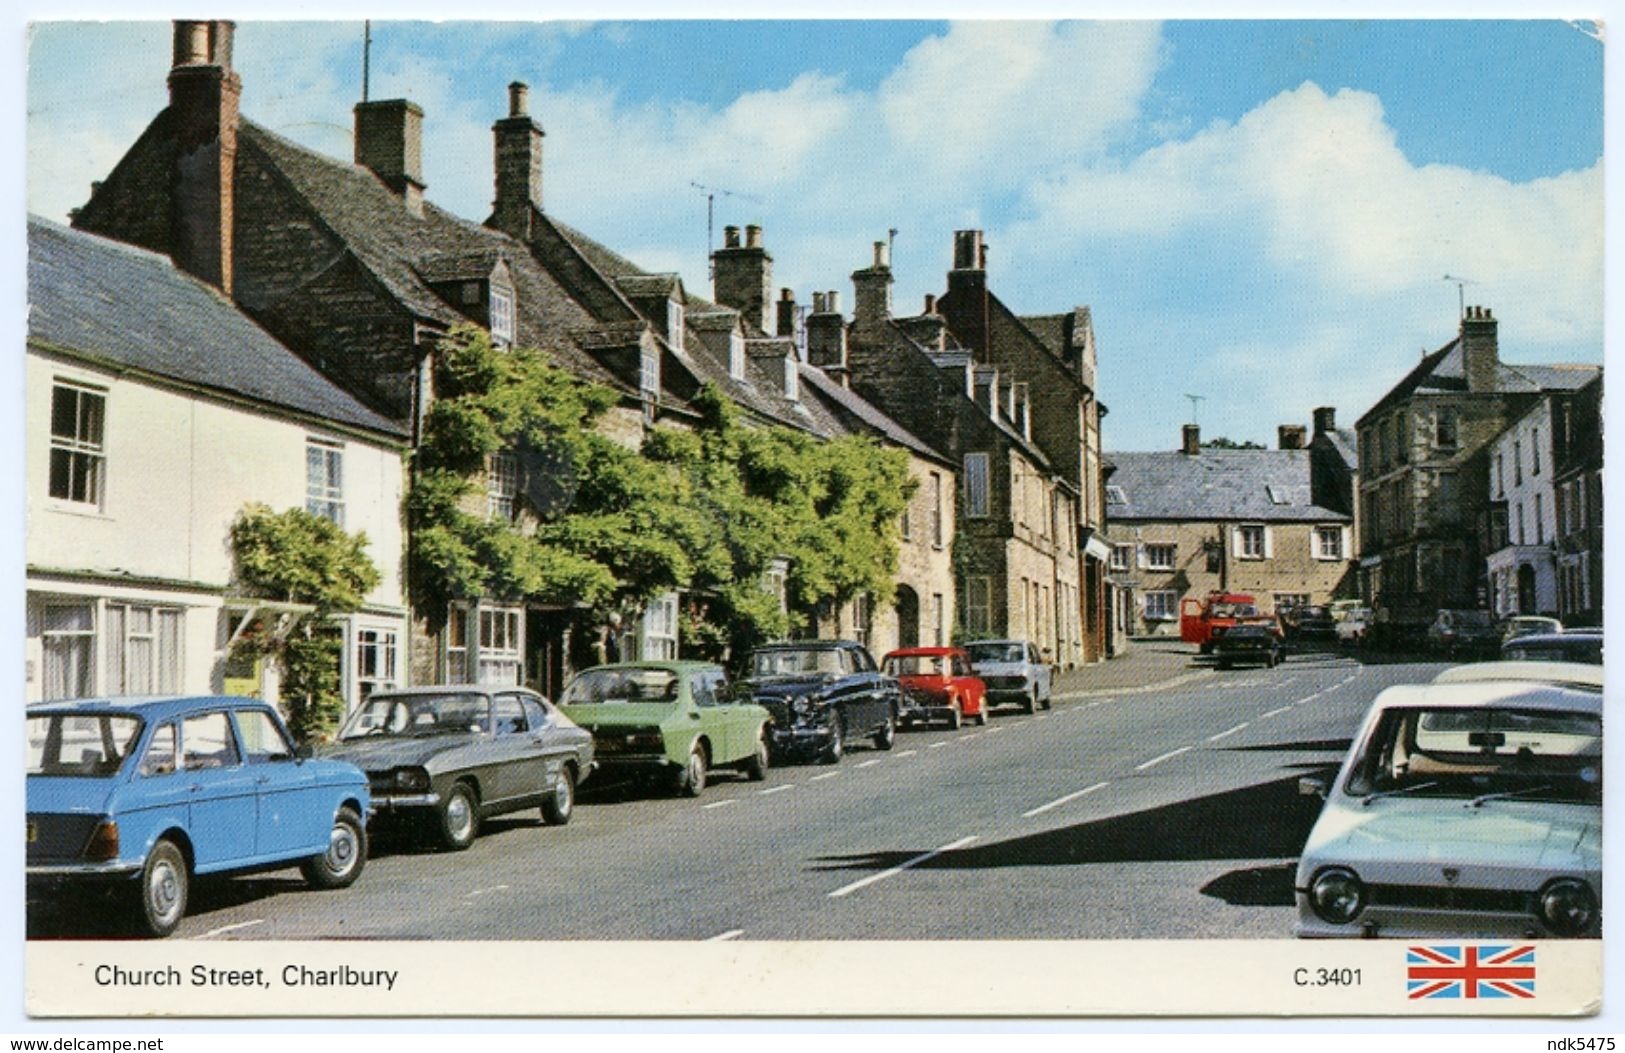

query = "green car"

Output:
[[557, 661, 772, 796]]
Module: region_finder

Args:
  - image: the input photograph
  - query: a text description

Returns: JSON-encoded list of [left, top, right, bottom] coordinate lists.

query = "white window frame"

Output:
[[40, 599, 97, 700], [487, 451, 518, 521], [1143, 590, 1178, 621], [931, 593, 945, 647], [1237, 524, 1267, 560], [930, 472, 944, 549], [489, 285, 515, 345], [1143, 543, 1176, 572], [305, 438, 345, 526], [851, 593, 872, 649], [48, 380, 107, 509], [1110, 544, 1132, 573], [354, 626, 400, 706], [963, 453, 990, 518], [667, 300, 685, 353], [1314, 525, 1344, 561], [728, 331, 746, 381], [103, 602, 183, 696], [478, 605, 523, 685], [630, 593, 679, 661], [783, 356, 799, 401]]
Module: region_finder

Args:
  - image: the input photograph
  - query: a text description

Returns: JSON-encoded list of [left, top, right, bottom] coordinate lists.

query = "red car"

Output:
[[881, 647, 988, 729]]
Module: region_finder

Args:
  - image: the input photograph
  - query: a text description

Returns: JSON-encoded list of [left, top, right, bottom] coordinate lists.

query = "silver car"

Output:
[[1295, 663, 1600, 938], [963, 639, 1052, 713]]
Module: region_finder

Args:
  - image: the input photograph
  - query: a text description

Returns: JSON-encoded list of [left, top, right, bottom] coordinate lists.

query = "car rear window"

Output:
[[27, 713, 143, 777], [885, 654, 947, 676], [561, 668, 680, 705]]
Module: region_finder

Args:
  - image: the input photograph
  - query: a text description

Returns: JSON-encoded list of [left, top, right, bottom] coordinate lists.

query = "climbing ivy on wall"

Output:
[[407, 326, 916, 668], [229, 503, 381, 743]]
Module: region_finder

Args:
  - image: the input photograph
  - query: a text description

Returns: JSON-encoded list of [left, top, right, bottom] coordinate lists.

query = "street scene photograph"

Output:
[[19, 16, 1605, 1014]]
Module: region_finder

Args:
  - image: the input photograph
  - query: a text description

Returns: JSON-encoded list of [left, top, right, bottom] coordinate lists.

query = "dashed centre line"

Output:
[[707, 929, 745, 942], [1261, 705, 1293, 719], [1135, 746, 1193, 771], [1022, 781, 1110, 818], [928, 742, 947, 749], [827, 835, 978, 899], [759, 785, 794, 795], [702, 799, 739, 810], [894, 749, 918, 757], [1207, 722, 1249, 742], [856, 759, 882, 768], [809, 771, 840, 782], [198, 919, 264, 939]]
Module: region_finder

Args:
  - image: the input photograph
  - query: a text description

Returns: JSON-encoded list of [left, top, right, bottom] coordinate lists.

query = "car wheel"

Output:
[[819, 718, 845, 764], [947, 701, 962, 730], [1023, 688, 1037, 715], [1040, 690, 1052, 711], [301, 806, 367, 889], [743, 728, 770, 781], [873, 710, 896, 751], [139, 839, 188, 938], [437, 781, 480, 851], [973, 698, 988, 726], [541, 765, 575, 825], [678, 742, 709, 796]]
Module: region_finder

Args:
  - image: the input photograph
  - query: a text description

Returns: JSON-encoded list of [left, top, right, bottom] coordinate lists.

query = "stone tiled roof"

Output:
[[28, 216, 404, 438], [238, 121, 618, 387], [1503, 363, 1602, 392], [797, 366, 951, 466], [1361, 333, 1601, 423], [1108, 448, 1349, 523]]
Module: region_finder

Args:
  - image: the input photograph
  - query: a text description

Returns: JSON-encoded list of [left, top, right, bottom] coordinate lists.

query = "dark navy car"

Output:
[[26, 696, 369, 937], [740, 641, 900, 762]]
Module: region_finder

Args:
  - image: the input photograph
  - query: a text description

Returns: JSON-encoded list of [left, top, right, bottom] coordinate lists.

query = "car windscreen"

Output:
[[27, 713, 143, 777], [750, 649, 843, 677], [1344, 706, 1601, 804], [560, 668, 680, 705], [1504, 640, 1602, 665], [338, 693, 492, 740], [885, 654, 947, 676], [1210, 603, 1258, 618], [965, 643, 1023, 664]]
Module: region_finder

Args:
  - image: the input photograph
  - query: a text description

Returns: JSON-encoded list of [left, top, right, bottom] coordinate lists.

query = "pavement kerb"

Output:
[[1052, 665, 1213, 702]]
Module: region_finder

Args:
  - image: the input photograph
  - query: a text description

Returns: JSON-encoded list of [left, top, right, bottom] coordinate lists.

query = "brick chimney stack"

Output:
[[1182, 424, 1201, 455], [1461, 305, 1499, 392], [1278, 424, 1307, 450], [355, 98, 426, 218], [167, 20, 240, 295], [492, 81, 544, 238], [712, 223, 773, 334], [942, 229, 991, 356], [851, 239, 894, 335], [1313, 406, 1337, 436], [776, 287, 798, 339]]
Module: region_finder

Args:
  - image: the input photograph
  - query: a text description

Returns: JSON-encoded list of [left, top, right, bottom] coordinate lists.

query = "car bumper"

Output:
[[983, 687, 1032, 704], [593, 755, 678, 775], [368, 791, 442, 816], [1295, 900, 1591, 939], [26, 860, 142, 879], [899, 702, 954, 723], [769, 724, 835, 754]]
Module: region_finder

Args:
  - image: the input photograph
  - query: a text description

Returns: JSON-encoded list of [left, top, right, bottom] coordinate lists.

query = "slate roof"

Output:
[[1361, 334, 1601, 423], [28, 215, 404, 439], [1107, 448, 1349, 523]]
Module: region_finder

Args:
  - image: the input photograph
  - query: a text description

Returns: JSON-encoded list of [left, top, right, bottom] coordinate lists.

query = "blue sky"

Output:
[[26, 17, 1605, 451]]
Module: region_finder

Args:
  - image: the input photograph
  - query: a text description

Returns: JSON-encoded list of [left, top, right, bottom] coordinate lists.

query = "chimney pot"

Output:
[[779, 287, 794, 301], [812, 291, 827, 313], [826, 290, 841, 314], [1278, 424, 1307, 450], [952, 229, 984, 271], [1313, 406, 1337, 435], [723, 225, 740, 249], [923, 293, 936, 314], [745, 224, 762, 249], [508, 81, 529, 117], [1182, 424, 1201, 455], [873, 240, 888, 268]]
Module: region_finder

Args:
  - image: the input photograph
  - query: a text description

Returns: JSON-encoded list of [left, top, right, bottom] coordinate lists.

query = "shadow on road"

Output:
[[809, 768, 1339, 875], [1200, 863, 1298, 907], [1224, 738, 1352, 754]]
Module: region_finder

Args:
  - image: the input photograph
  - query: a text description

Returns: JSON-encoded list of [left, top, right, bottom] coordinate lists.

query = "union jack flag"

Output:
[[1407, 945, 1536, 999]]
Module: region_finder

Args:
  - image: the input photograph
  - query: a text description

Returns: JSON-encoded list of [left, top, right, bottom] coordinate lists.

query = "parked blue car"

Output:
[[26, 696, 370, 937]]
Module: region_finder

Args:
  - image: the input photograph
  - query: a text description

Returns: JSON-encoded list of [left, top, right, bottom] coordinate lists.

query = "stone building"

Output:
[[1550, 372, 1603, 627], [1355, 306, 1599, 631], [1107, 420, 1356, 636], [817, 238, 1089, 667], [26, 216, 408, 708], [68, 21, 958, 691]]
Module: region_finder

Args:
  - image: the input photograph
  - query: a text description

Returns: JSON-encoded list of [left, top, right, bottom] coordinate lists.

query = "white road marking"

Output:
[[809, 771, 840, 782], [1261, 705, 1293, 718], [827, 835, 978, 899], [928, 742, 947, 749], [702, 799, 739, 809], [1293, 691, 1324, 705], [1085, 701, 1100, 708], [465, 884, 510, 898], [707, 929, 745, 942], [1207, 723, 1249, 742], [197, 919, 264, 939], [1135, 746, 1193, 771], [959, 732, 982, 740], [894, 749, 918, 757], [856, 759, 882, 768], [1022, 781, 1110, 818], [759, 785, 794, 795], [985, 727, 1006, 735]]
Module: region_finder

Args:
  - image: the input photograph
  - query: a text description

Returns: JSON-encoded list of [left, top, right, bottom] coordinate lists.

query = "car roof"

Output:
[[751, 640, 856, 651], [572, 660, 721, 673], [1433, 661, 1603, 691], [963, 639, 1030, 647], [25, 695, 277, 720], [883, 647, 962, 657], [364, 684, 544, 698]]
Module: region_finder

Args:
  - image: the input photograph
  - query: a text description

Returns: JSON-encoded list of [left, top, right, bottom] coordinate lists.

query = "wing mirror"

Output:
[[1298, 775, 1328, 800], [294, 744, 316, 761]]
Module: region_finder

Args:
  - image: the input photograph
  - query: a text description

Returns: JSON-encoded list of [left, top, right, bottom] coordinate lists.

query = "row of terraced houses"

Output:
[[27, 21, 1601, 715], [25, 21, 1121, 714]]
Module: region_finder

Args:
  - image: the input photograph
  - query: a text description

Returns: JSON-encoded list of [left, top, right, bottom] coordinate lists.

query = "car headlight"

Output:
[[394, 766, 431, 792], [1309, 867, 1366, 925], [1538, 879, 1598, 937]]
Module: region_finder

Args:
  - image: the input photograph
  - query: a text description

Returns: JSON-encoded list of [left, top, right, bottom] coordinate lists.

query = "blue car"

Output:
[[26, 696, 370, 937]]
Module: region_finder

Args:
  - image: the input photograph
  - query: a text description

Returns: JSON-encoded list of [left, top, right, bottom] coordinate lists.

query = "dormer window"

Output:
[[490, 286, 515, 346], [641, 345, 660, 399], [783, 357, 799, 401], [667, 300, 685, 353], [729, 331, 745, 381]]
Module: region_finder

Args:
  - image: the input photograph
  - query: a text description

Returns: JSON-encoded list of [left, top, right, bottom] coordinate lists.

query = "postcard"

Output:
[[21, 17, 1606, 1019]]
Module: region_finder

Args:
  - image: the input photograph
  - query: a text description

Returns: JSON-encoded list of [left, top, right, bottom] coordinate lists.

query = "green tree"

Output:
[[229, 504, 381, 742]]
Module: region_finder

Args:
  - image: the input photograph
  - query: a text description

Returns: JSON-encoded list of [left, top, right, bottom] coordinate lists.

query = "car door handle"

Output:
[[255, 775, 272, 786], [187, 784, 204, 793]]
